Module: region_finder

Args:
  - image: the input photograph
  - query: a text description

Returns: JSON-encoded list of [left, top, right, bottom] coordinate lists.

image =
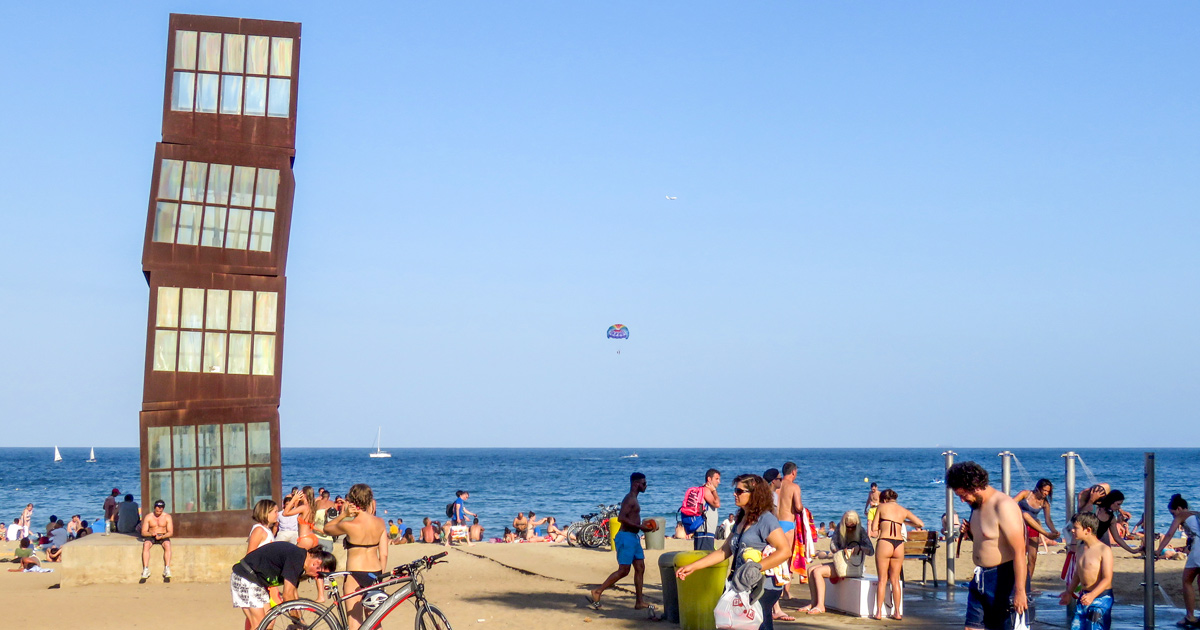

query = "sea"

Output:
[[2, 448, 1197, 537]]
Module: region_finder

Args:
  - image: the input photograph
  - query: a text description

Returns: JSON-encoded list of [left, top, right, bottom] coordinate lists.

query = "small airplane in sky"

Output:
[[665, 195, 677, 200]]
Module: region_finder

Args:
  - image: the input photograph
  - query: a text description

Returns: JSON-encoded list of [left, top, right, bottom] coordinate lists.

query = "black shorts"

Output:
[[966, 561, 1016, 630], [142, 537, 167, 546]]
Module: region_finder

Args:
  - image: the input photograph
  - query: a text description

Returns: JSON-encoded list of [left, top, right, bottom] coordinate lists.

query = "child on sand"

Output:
[[1059, 513, 1113, 630]]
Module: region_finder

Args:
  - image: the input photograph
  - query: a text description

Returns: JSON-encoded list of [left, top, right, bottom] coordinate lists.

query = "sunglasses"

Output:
[[733, 488, 750, 496]]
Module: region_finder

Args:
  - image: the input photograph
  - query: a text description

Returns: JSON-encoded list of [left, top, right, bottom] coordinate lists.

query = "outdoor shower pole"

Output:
[[1144, 452, 1155, 630], [1063, 451, 1077, 524], [944, 450, 957, 595], [999, 451, 1013, 495]]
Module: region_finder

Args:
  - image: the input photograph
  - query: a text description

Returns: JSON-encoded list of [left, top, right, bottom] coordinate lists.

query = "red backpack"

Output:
[[680, 486, 707, 517]]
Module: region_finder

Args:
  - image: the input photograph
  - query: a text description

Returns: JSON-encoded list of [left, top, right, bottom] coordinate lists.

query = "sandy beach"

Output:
[[2, 533, 1188, 629]]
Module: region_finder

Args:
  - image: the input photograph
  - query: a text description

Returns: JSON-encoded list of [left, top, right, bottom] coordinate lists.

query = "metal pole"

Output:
[[999, 451, 1012, 495], [943, 450, 957, 595], [1144, 452, 1155, 630], [1063, 451, 1077, 524]]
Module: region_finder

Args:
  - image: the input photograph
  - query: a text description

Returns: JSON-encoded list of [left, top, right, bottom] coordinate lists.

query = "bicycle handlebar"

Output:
[[389, 552, 449, 577]]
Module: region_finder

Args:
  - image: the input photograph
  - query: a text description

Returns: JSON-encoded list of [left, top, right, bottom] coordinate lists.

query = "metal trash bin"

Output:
[[658, 551, 681, 624]]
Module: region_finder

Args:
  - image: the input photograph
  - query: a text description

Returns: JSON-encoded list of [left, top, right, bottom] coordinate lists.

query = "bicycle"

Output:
[[256, 552, 452, 630], [569, 504, 620, 549]]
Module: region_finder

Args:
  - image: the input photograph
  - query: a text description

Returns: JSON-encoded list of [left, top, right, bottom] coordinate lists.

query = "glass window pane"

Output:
[[181, 288, 205, 328], [225, 208, 251, 249], [220, 75, 243, 115], [249, 211, 275, 252], [206, 289, 229, 330], [153, 330, 178, 372], [228, 333, 252, 374], [247, 422, 271, 465], [171, 71, 195, 112], [249, 467, 272, 505], [197, 73, 219, 113], [244, 76, 267, 116], [175, 471, 198, 513], [152, 202, 178, 243], [247, 35, 269, 74], [149, 472, 173, 512], [176, 204, 202, 246], [231, 166, 255, 207], [198, 424, 221, 467], [230, 291, 253, 331], [270, 37, 293, 77], [178, 331, 202, 372], [254, 169, 279, 209], [156, 287, 180, 327], [182, 162, 207, 203], [199, 469, 222, 512], [172, 425, 196, 468], [252, 334, 276, 376], [206, 164, 232, 204], [267, 78, 290, 118], [198, 32, 221, 72], [223, 423, 246, 466], [254, 292, 278, 332], [224, 468, 248, 510], [203, 332, 226, 373], [174, 30, 197, 70], [223, 33, 245, 73], [200, 206, 226, 248], [158, 159, 183, 200], [148, 426, 171, 469]]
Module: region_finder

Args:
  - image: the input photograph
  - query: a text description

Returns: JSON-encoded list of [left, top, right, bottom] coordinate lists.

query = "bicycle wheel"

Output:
[[565, 522, 582, 547], [415, 603, 453, 630], [579, 523, 606, 549], [257, 599, 344, 630]]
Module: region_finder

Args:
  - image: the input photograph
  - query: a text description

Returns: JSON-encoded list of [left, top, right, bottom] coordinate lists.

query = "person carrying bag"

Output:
[[799, 510, 875, 615]]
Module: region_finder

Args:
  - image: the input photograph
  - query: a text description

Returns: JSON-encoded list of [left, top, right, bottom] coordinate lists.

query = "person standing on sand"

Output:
[[1059, 513, 1114, 630], [589, 472, 655, 611], [696, 469, 722, 551], [947, 461, 1028, 630], [140, 500, 173, 579], [323, 484, 387, 630], [1013, 479, 1059, 585], [865, 482, 880, 523], [445, 491, 476, 547], [775, 462, 804, 621], [1155, 494, 1200, 628], [868, 489, 923, 620], [19, 504, 32, 538], [763, 469, 781, 511]]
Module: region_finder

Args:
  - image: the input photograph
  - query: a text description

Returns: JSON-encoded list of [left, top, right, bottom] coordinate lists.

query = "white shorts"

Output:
[[1186, 547, 1200, 570], [276, 530, 298, 544], [230, 572, 270, 609]]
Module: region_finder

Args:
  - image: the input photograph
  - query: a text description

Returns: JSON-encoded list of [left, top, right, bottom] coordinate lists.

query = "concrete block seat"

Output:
[[822, 574, 903, 618]]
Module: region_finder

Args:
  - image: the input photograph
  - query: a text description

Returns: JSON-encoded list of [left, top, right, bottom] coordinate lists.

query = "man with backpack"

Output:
[[443, 491, 475, 547], [680, 469, 721, 550]]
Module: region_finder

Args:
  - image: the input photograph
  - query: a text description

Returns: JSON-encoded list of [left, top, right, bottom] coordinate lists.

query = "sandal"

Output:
[[773, 614, 797, 622], [585, 595, 602, 611]]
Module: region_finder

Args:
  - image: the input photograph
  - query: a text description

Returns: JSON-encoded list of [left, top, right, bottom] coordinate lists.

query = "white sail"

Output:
[[54, 446, 63, 462], [87, 447, 97, 462], [369, 427, 391, 458]]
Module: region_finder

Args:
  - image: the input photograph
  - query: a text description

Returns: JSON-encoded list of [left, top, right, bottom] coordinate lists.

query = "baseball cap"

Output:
[[154, 500, 166, 508], [112, 488, 121, 495], [763, 468, 780, 483]]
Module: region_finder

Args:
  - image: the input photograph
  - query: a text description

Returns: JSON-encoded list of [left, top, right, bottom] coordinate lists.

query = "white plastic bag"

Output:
[[1011, 610, 1030, 630], [713, 581, 763, 630]]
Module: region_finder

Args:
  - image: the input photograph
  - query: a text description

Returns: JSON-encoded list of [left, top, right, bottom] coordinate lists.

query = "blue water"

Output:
[[2, 448, 1197, 537]]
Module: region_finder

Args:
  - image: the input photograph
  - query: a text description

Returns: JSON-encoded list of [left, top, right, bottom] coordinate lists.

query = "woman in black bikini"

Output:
[[1092, 491, 1143, 556], [869, 489, 924, 620], [1013, 479, 1059, 583], [323, 484, 387, 630]]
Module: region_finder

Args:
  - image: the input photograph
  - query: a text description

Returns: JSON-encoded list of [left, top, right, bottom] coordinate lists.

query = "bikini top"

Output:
[[1017, 497, 1040, 516], [343, 538, 377, 550], [878, 517, 905, 539]]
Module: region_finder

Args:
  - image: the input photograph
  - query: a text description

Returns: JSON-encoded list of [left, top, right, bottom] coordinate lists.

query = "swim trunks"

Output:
[[966, 560, 1017, 630], [230, 572, 269, 609], [1070, 589, 1113, 630], [614, 531, 644, 565]]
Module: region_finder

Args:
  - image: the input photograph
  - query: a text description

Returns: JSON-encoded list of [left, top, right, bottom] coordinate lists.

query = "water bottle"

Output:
[[103, 519, 111, 536]]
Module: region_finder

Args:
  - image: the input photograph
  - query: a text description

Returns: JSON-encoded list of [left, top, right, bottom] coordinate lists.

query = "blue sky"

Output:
[[1, 3, 1196, 448]]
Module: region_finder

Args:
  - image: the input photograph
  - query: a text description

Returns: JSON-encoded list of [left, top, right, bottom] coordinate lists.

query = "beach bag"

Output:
[[713, 581, 762, 630], [832, 548, 864, 578], [681, 486, 706, 517], [445, 503, 456, 518]]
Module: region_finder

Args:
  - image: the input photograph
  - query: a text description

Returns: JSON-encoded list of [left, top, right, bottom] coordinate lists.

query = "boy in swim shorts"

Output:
[[1059, 513, 1113, 630]]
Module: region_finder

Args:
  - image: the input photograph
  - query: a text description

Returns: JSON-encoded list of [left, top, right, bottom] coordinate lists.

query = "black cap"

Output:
[[154, 500, 166, 508], [763, 468, 780, 483]]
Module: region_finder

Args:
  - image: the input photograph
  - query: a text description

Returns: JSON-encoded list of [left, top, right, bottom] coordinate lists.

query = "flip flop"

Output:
[[585, 596, 602, 611], [773, 614, 797, 622]]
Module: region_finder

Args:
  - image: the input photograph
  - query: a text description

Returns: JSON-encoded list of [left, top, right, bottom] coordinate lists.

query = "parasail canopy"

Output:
[[607, 324, 629, 340]]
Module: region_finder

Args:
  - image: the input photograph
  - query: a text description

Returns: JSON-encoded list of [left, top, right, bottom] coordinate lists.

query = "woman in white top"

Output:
[[247, 499, 278, 553], [276, 488, 300, 544], [1156, 494, 1200, 628]]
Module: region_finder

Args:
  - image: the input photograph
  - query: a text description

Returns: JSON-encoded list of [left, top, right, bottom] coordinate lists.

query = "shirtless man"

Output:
[[1059, 513, 1113, 630], [19, 504, 33, 538], [776, 462, 803, 616], [589, 472, 654, 610], [946, 461, 1028, 630], [139, 500, 173, 580], [323, 484, 387, 630], [865, 482, 881, 523]]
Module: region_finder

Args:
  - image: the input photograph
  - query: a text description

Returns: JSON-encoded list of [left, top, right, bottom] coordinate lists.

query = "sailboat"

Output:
[[369, 427, 391, 458], [53, 446, 63, 462], [86, 447, 97, 463]]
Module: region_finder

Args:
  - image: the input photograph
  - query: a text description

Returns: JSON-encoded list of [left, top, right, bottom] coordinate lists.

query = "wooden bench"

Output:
[[902, 530, 939, 586]]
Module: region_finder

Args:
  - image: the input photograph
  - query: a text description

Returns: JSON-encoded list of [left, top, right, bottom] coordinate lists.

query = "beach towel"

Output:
[[24, 566, 53, 573], [791, 507, 816, 581]]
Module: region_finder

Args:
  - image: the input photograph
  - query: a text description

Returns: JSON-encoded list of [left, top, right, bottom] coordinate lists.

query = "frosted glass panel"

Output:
[[182, 162, 207, 202], [244, 77, 267, 116], [148, 426, 171, 469], [254, 292, 278, 332], [205, 290, 229, 330], [255, 169, 279, 209], [246, 35, 269, 74], [224, 468, 248, 510], [230, 291, 253, 331], [252, 334, 275, 375], [267, 78, 290, 118], [249, 211, 274, 252], [152, 203, 178, 243], [226, 208, 251, 249], [149, 472, 173, 512], [178, 331, 202, 372], [206, 164, 231, 204], [247, 422, 271, 465], [176, 204, 201, 246], [249, 467, 272, 505], [199, 469, 222, 512], [198, 32, 221, 72], [172, 425, 196, 468], [198, 424, 221, 467], [153, 331, 178, 372], [223, 423, 246, 466], [174, 470, 197, 513], [181, 288, 204, 328], [200, 206, 226, 248], [197, 73, 219, 113], [220, 75, 243, 115], [223, 34, 245, 73], [174, 31, 197, 70], [203, 332, 226, 373], [231, 166, 255, 206], [158, 160, 183, 200], [156, 287, 180, 327], [228, 333, 251, 374], [270, 37, 293, 76], [171, 72, 195, 112]]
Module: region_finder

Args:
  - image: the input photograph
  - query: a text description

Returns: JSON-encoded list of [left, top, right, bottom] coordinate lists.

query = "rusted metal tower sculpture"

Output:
[[139, 14, 300, 537]]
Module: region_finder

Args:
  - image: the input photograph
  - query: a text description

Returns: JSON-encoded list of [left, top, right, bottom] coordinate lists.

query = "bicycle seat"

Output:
[[582, 513, 596, 520]]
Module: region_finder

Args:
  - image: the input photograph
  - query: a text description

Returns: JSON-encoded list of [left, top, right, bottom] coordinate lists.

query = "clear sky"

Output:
[[1, 3, 1196, 448]]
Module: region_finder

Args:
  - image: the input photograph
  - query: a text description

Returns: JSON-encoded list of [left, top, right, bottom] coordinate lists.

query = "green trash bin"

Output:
[[644, 516, 667, 550], [673, 551, 729, 630], [658, 552, 681, 624]]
